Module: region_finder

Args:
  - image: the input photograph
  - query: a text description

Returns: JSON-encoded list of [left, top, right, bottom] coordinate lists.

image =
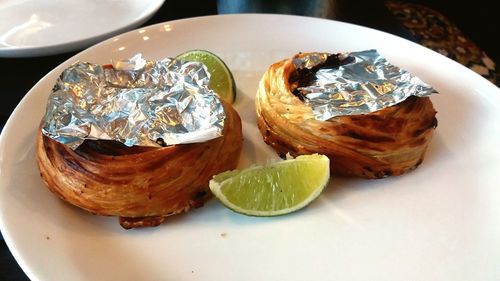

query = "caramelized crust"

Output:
[[256, 55, 437, 178], [36, 101, 243, 228]]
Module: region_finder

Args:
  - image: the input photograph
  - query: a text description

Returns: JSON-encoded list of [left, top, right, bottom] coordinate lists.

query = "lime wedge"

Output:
[[209, 154, 330, 216], [176, 50, 236, 103]]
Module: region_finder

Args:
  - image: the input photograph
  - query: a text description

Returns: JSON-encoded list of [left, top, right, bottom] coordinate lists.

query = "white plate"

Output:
[[1, 14, 500, 281], [0, 0, 165, 57]]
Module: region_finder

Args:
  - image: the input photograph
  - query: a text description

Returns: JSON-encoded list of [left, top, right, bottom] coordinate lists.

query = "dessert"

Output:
[[36, 55, 243, 228], [256, 51, 438, 179], [37, 101, 242, 229]]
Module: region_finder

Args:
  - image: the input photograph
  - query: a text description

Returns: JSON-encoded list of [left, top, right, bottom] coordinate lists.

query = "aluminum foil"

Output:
[[41, 54, 225, 149], [294, 49, 438, 120]]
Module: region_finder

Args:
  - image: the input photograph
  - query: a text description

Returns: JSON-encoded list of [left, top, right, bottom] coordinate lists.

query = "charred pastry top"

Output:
[[289, 53, 354, 99]]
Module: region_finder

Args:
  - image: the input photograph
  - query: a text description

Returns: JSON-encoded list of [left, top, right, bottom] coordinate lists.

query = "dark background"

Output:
[[336, 0, 499, 63], [0, 0, 497, 280]]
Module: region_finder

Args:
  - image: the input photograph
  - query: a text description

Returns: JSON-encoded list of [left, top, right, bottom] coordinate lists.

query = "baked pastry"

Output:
[[256, 53, 437, 179], [36, 100, 242, 229]]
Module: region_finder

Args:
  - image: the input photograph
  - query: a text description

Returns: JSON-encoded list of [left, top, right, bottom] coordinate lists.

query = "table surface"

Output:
[[0, 1, 432, 280]]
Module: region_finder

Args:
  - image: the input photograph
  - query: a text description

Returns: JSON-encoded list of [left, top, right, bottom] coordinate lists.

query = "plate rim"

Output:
[[1, 13, 500, 281]]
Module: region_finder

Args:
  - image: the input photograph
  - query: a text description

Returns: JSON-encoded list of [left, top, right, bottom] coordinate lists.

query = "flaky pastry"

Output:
[[256, 54, 437, 178], [36, 101, 242, 229]]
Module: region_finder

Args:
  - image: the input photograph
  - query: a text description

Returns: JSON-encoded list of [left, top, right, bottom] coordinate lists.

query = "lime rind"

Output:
[[175, 49, 236, 104], [209, 154, 330, 217]]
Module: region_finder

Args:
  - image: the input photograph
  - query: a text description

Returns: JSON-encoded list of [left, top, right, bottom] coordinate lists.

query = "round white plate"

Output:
[[1, 14, 500, 281], [0, 0, 165, 57]]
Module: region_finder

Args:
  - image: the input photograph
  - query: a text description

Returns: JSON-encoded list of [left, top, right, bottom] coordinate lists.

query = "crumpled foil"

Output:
[[41, 54, 225, 149], [294, 49, 438, 120]]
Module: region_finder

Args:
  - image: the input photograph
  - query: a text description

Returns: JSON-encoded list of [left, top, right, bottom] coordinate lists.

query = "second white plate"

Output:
[[0, 0, 165, 57]]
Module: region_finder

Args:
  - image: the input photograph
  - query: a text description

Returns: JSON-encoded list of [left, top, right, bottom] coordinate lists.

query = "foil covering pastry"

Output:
[[256, 51, 437, 178], [41, 54, 225, 149], [292, 50, 437, 120], [36, 55, 243, 228]]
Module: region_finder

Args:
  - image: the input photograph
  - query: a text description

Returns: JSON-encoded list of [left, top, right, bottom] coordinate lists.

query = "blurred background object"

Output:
[[0, 0, 166, 58], [217, 0, 336, 18], [384, 0, 498, 85]]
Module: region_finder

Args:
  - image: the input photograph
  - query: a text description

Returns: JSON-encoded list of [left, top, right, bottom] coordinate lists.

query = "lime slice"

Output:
[[176, 50, 236, 103], [209, 154, 330, 216]]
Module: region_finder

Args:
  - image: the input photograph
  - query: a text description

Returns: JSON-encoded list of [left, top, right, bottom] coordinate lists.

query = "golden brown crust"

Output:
[[36, 100, 243, 228], [256, 55, 437, 178]]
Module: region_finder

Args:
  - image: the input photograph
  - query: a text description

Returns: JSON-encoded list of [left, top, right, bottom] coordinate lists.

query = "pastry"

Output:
[[256, 53, 437, 179], [36, 55, 242, 229], [37, 100, 242, 229]]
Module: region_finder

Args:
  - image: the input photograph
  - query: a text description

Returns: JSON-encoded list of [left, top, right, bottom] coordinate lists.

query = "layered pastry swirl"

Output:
[[37, 100, 242, 229], [256, 53, 437, 179]]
